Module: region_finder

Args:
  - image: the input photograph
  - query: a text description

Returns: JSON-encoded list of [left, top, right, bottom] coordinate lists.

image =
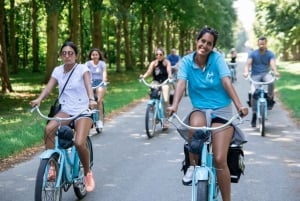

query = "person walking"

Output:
[[243, 36, 280, 127], [168, 27, 248, 201], [30, 41, 96, 192]]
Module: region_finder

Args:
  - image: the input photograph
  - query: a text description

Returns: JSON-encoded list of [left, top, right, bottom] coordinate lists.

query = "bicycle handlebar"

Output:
[[168, 113, 242, 132], [247, 75, 276, 85], [31, 106, 95, 122], [92, 81, 109, 90], [139, 78, 172, 88]]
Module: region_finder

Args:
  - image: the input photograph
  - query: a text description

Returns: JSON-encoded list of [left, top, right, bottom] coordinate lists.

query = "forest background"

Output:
[[0, 0, 299, 162]]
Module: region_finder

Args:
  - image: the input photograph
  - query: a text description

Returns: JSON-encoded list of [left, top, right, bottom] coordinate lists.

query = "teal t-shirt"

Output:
[[178, 51, 231, 109]]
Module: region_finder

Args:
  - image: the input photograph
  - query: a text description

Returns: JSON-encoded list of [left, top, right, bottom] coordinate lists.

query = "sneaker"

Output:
[[85, 171, 95, 192], [47, 165, 56, 181], [251, 113, 257, 128], [182, 166, 194, 185], [96, 120, 103, 129], [162, 121, 169, 131]]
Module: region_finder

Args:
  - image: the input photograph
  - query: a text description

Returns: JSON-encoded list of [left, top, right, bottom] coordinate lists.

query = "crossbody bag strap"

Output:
[[54, 63, 77, 104]]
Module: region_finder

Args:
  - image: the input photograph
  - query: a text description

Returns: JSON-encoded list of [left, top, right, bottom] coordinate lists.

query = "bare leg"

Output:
[[74, 117, 93, 175], [97, 87, 106, 122], [212, 124, 234, 201], [188, 111, 206, 165]]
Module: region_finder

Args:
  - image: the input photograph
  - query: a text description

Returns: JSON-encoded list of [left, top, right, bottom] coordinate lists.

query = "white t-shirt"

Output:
[[52, 63, 90, 116]]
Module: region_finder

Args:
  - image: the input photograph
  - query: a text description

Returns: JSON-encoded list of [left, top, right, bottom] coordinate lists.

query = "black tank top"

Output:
[[152, 60, 168, 83]]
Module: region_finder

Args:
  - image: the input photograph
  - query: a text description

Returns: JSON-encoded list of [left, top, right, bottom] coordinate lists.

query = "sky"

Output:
[[233, 0, 255, 31]]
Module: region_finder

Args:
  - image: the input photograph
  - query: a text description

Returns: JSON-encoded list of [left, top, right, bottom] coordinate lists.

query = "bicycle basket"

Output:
[[149, 88, 161, 99], [58, 125, 74, 149]]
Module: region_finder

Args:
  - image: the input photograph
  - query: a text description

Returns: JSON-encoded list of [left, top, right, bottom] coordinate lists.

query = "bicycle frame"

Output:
[[169, 113, 242, 201]]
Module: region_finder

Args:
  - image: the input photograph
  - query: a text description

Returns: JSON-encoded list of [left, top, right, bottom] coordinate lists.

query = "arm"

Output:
[[222, 77, 248, 117], [30, 77, 57, 107], [243, 57, 252, 78], [102, 64, 108, 82], [141, 61, 155, 79], [83, 71, 97, 108], [270, 58, 280, 77], [165, 59, 172, 79], [168, 79, 186, 114]]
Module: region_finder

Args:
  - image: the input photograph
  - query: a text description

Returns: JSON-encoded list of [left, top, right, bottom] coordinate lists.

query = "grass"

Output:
[[276, 61, 300, 121], [0, 69, 148, 160]]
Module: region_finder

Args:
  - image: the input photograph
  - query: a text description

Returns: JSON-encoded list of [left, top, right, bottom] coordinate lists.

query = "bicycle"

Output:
[[227, 62, 237, 83], [139, 78, 172, 138], [248, 75, 276, 137], [31, 106, 94, 201], [92, 81, 108, 134], [169, 113, 244, 201]]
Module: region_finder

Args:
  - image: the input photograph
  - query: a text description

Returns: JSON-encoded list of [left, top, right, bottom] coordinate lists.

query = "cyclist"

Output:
[[230, 48, 237, 63], [140, 47, 172, 130], [167, 48, 181, 78], [30, 41, 96, 192], [243, 36, 280, 127], [85, 48, 108, 130], [168, 27, 248, 201]]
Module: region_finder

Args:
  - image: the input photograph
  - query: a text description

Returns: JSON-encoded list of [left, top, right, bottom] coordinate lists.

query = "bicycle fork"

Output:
[[192, 143, 219, 201]]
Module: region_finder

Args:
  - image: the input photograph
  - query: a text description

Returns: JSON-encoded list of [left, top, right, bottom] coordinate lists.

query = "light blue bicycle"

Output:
[[169, 113, 243, 201], [140, 78, 171, 138], [248, 75, 276, 136], [31, 106, 94, 201]]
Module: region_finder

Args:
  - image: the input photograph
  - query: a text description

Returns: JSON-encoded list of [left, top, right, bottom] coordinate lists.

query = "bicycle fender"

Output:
[[39, 149, 60, 159], [194, 166, 209, 180]]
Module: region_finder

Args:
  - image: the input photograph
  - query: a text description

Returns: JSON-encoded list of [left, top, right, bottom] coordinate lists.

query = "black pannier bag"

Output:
[[227, 144, 245, 183], [181, 143, 245, 183]]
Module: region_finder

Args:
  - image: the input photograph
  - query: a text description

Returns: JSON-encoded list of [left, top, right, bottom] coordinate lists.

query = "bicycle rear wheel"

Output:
[[35, 154, 62, 201], [145, 104, 156, 138], [259, 102, 266, 137], [73, 137, 93, 199], [196, 180, 208, 201]]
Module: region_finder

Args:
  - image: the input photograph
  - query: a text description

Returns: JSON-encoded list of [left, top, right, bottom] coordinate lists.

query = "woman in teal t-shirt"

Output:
[[168, 27, 248, 201]]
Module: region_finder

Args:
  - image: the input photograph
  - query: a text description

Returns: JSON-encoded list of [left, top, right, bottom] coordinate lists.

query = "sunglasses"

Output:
[[61, 51, 75, 56]]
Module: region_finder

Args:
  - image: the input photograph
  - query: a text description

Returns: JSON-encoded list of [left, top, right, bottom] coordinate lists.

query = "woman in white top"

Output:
[[30, 41, 96, 192], [85, 48, 107, 129]]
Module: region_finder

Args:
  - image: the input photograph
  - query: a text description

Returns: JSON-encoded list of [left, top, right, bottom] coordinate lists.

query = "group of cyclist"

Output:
[[29, 25, 279, 200]]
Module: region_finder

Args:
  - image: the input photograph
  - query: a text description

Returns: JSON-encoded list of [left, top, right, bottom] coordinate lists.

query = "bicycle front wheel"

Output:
[[145, 104, 156, 138], [196, 180, 208, 201], [259, 102, 266, 137], [35, 154, 62, 201]]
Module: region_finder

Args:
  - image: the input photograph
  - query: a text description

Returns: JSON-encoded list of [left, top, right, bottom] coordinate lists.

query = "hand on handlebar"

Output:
[[238, 107, 248, 117]]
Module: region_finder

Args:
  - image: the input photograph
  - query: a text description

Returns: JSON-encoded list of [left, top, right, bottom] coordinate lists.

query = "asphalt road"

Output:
[[0, 60, 299, 201]]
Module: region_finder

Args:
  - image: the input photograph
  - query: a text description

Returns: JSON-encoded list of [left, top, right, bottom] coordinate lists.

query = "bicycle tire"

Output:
[[73, 137, 93, 199], [196, 180, 208, 201], [145, 104, 156, 138], [34, 154, 62, 201], [259, 102, 266, 137]]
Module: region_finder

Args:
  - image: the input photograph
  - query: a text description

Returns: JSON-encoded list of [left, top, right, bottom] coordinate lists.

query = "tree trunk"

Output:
[[70, 0, 80, 46], [9, 0, 18, 74], [115, 21, 121, 72], [0, 0, 13, 93], [31, 0, 39, 72], [123, 17, 132, 71], [44, 12, 59, 83]]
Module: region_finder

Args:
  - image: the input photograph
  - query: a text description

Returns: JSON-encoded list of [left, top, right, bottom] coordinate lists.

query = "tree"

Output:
[[0, 0, 13, 93]]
